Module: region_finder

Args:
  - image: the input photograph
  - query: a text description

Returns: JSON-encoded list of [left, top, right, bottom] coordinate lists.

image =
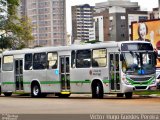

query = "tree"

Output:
[[85, 40, 100, 44], [0, 0, 34, 50], [10, 16, 34, 49]]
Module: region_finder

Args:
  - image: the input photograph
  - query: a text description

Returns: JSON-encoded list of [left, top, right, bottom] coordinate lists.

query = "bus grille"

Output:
[[135, 86, 147, 90], [130, 77, 151, 82]]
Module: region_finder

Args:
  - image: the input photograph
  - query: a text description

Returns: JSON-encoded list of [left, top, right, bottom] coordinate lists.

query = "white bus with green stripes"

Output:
[[0, 41, 157, 98]]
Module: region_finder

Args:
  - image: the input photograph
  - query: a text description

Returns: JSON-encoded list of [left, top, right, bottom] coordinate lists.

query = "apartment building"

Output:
[[89, 9, 109, 42], [19, 0, 66, 47], [94, 0, 149, 42], [72, 4, 95, 43]]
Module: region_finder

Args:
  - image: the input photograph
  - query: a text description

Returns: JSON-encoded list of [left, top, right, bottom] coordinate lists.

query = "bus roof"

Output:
[[2, 41, 151, 55]]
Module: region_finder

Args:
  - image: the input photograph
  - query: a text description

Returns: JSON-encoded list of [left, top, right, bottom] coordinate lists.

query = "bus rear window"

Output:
[[3, 55, 13, 71]]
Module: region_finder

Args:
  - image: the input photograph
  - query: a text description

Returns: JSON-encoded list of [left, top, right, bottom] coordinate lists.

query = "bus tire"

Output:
[[31, 84, 41, 98], [117, 93, 124, 97], [92, 81, 104, 99], [4, 92, 12, 97], [125, 92, 132, 99]]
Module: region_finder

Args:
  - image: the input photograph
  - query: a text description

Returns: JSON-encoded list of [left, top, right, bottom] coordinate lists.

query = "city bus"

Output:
[[0, 41, 157, 99]]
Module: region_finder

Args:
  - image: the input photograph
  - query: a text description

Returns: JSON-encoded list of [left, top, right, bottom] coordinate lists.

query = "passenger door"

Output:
[[59, 56, 70, 93], [109, 53, 120, 91], [15, 59, 24, 91]]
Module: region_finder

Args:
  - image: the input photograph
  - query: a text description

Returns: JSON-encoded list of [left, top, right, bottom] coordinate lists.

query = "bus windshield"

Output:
[[122, 51, 155, 75]]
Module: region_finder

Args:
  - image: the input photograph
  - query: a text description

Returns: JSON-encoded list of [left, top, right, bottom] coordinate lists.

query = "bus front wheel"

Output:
[[31, 84, 41, 98], [4, 92, 12, 97], [92, 82, 104, 99], [125, 92, 132, 99]]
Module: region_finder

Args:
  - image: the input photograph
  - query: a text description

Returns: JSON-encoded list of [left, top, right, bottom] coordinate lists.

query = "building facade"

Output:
[[72, 4, 95, 43], [95, 0, 142, 42], [95, 0, 140, 13], [19, 0, 66, 47], [89, 9, 109, 42], [128, 11, 148, 40]]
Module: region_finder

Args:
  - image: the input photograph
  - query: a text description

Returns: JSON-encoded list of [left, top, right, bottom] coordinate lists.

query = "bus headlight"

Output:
[[122, 78, 131, 85], [152, 80, 156, 84]]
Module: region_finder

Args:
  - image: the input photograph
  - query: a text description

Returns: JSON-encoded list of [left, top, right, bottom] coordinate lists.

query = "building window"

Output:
[[121, 34, 125, 37], [121, 16, 126, 20], [139, 16, 148, 21]]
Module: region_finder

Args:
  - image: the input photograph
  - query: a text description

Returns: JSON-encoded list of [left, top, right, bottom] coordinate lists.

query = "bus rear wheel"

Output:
[[4, 92, 12, 97], [31, 84, 41, 98], [125, 92, 133, 99], [92, 82, 104, 99]]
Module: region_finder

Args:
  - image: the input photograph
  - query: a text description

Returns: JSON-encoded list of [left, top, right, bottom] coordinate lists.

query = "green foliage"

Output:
[[0, 0, 34, 50], [134, 90, 160, 95], [85, 40, 100, 44], [0, 35, 12, 49]]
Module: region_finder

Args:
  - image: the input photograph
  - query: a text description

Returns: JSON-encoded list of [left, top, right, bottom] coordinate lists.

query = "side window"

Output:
[[25, 54, 32, 70], [33, 53, 47, 70], [92, 49, 107, 67], [71, 51, 75, 68], [47, 52, 57, 69], [3, 55, 13, 71], [76, 50, 91, 68]]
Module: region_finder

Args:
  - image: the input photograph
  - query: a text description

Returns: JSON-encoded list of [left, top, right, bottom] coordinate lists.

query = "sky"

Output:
[[66, 0, 159, 34]]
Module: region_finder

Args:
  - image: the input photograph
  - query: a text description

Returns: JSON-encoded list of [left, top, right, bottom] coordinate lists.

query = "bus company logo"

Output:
[[92, 70, 101, 76]]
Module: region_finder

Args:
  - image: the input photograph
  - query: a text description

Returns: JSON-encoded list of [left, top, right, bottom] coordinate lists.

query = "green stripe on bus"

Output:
[[70, 80, 91, 83], [2, 80, 110, 85], [103, 80, 110, 83], [40, 81, 60, 84], [2, 82, 15, 84], [23, 82, 31, 84]]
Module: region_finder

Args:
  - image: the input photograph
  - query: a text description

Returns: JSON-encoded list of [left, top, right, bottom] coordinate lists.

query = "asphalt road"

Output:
[[0, 94, 160, 114]]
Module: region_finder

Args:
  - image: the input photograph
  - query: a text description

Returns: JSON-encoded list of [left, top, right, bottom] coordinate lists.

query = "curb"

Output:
[[139, 94, 160, 98]]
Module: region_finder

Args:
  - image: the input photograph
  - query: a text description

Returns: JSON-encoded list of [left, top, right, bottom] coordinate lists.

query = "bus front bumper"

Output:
[[122, 83, 157, 93]]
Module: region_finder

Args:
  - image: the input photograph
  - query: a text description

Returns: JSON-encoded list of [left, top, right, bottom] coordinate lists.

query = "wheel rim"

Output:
[[33, 86, 39, 96], [96, 85, 99, 95]]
